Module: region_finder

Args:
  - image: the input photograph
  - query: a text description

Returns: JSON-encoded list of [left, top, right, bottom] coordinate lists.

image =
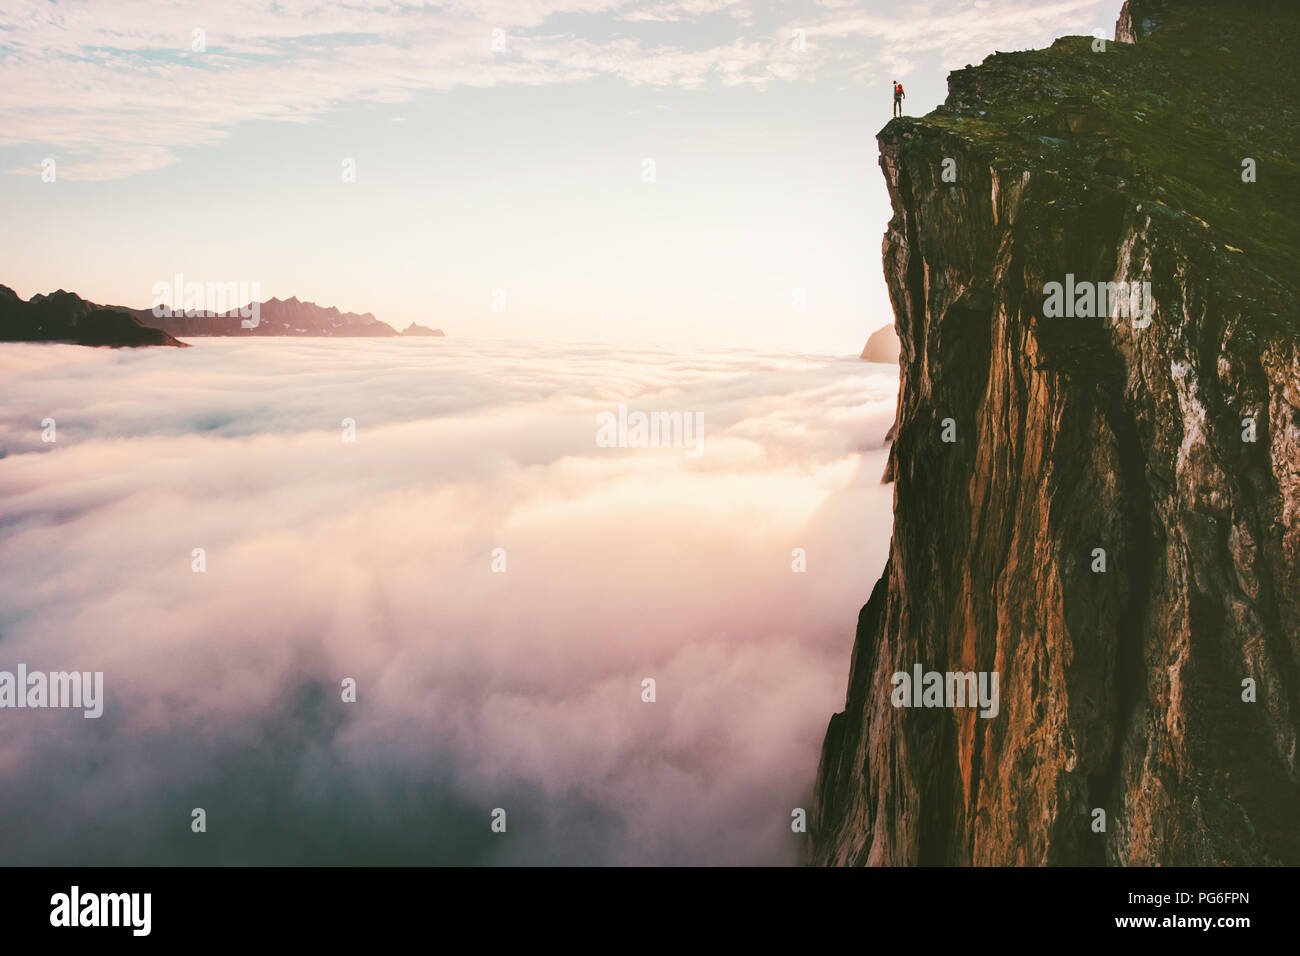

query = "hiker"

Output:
[[892, 80, 905, 118]]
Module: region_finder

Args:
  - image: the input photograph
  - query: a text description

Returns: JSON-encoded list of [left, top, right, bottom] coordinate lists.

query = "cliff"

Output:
[[811, 0, 1300, 866]]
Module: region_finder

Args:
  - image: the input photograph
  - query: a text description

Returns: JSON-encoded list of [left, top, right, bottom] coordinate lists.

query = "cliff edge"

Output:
[[811, 0, 1300, 865]]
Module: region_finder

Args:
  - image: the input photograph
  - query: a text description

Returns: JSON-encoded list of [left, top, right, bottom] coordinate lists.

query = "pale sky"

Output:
[[0, 0, 1122, 350]]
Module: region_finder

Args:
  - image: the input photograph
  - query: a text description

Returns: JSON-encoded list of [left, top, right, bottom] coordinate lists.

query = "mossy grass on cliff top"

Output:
[[908, 0, 1300, 288]]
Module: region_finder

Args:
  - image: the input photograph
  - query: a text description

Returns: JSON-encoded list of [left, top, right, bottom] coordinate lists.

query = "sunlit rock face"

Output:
[[861, 325, 900, 364], [811, 0, 1300, 866]]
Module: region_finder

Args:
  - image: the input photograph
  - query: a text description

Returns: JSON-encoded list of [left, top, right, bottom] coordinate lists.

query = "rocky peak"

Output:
[[860, 324, 900, 363], [401, 322, 446, 337]]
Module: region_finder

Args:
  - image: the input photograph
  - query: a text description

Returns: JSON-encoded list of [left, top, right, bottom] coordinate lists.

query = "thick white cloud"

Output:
[[0, 336, 897, 864]]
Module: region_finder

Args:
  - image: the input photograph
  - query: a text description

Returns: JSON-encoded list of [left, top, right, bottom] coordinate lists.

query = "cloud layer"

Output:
[[0, 336, 898, 864]]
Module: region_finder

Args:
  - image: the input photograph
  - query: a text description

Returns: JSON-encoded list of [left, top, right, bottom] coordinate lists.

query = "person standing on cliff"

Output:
[[892, 80, 905, 118]]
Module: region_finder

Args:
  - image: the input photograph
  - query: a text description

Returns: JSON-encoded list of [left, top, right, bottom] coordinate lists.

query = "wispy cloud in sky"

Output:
[[1, 0, 1116, 180]]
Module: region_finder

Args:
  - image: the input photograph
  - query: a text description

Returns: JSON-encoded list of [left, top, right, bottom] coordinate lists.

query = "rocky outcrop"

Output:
[[401, 322, 446, 337], [0, 287, 186, 347], [861, 324, 900, 363], [811, 0, 1299, 866], [128, 296, 401, 338]]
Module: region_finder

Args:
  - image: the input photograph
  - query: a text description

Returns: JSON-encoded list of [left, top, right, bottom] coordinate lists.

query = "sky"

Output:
[[0, 0, 1124, 350], [0, 337, 898, 864]]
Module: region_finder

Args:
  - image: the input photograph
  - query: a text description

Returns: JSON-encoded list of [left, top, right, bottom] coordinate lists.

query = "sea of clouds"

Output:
[[0, 336, 898, 865]]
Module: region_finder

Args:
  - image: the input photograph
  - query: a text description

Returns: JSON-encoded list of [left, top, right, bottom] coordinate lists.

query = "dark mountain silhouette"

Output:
[[0, 286, 186, 347], [1, 285, 448, 345], [117, 296, 402, 338]]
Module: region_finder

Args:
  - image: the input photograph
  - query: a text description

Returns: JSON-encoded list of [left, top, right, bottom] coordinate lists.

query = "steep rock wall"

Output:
[[811, 0, 1300, 866]]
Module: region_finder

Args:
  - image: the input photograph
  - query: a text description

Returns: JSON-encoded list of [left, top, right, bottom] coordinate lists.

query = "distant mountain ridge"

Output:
[[1, 284, 445, 346], [115, 296, 410, 338], [0, 286, 186, 347], [400, 322, 445, 337]]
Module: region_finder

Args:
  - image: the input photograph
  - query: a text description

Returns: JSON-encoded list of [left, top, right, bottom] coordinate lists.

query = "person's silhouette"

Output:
[[892, 81, 905, 118]]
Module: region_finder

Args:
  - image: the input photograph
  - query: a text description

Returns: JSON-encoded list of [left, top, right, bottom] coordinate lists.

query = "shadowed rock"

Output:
[[0, 286, 186, 347]]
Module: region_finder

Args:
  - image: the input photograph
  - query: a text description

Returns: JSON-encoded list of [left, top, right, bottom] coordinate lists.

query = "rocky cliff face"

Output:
[[811, 0, 1299, 866]]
